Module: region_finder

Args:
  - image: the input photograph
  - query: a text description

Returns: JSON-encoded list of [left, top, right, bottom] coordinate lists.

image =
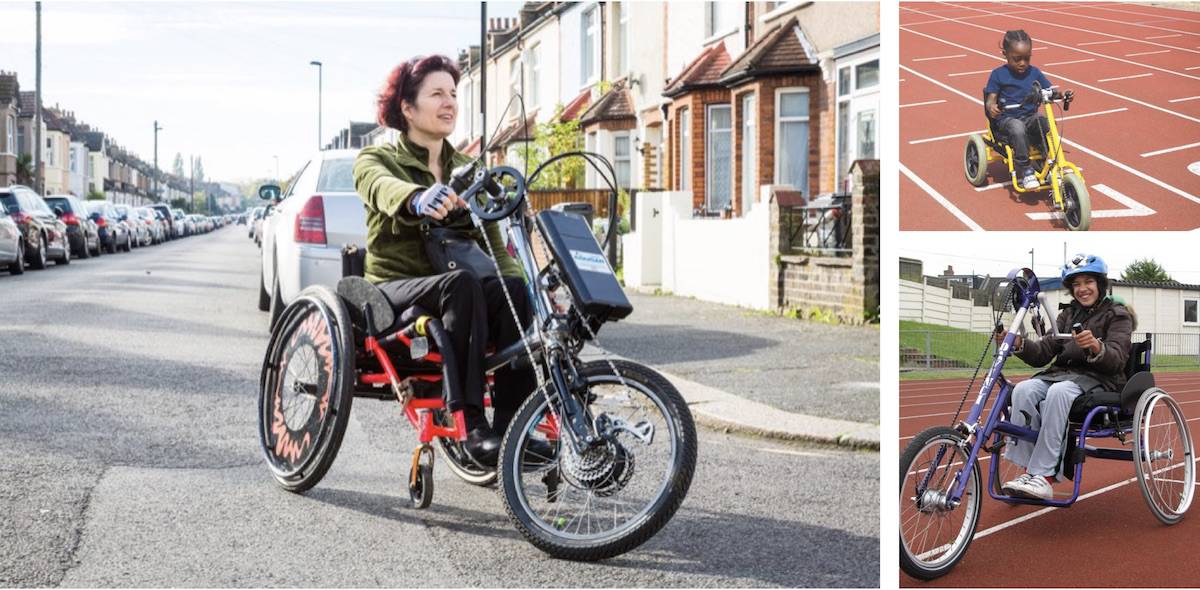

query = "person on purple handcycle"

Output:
[[993, 253, 1134, 499]]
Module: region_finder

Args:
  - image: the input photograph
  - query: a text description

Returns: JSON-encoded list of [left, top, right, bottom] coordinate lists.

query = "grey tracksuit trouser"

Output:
[[1004, 378, 1084, 477]]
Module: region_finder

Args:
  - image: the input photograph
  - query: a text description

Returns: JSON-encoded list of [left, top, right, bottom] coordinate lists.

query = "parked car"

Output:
[[0, 205, 23, 274], [146, 204, 176, 240], [44, 195, 102, 259], [85, 200, 131, 253], [249, 206, 265, 240], [259, 149, 365, 326], [170, 209, 188, 237], [0, 185, 70, 269], [113, 204, 150, 248], [135, 207, 164, 245]]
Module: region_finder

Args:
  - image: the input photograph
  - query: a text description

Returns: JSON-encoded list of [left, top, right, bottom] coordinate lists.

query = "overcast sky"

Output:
[[898, 232, 1200, 284], [0, 1, 521, 183]]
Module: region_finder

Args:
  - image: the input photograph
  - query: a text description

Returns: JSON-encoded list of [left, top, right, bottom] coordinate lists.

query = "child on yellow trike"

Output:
[[963, 29, 1091, 231]]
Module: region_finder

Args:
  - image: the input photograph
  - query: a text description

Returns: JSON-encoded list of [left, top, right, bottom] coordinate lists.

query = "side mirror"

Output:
[[259, 184, 282, 203], [119, 214, 128, 222], [53, 206, 65, 217]]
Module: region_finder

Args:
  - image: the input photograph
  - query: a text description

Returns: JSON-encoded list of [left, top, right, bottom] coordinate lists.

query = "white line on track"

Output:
[[901, 60, 1200, 206], [1097, 73, 1154, 82], [900, 99, 947, 109], [1169, 96, 1200, 103], [989, 2, 1200, 38], [899, 78, 907, 82], [899, 162, 985, 231], [1141, 141, 1200, 158], [1079, 39, 1121, 46], [900, 25, 1200, 124], [1043, 58, 1095, 67], [975, 181, 1011, 192], [948, 69, 994, 77], [1025, 184, 1155, 220], [908, 109, 1126, 145], [913, 54, 966, 62], [1187, 66, 1200, 71], [1145, 34, 1183, 40], [1126, 49, 1171, 57]]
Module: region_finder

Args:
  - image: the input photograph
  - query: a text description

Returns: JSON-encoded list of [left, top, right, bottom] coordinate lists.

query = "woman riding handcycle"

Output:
[[899, 255, 1194, 580], [964, 29, 1091, 231], [257, 55, 697, 561]]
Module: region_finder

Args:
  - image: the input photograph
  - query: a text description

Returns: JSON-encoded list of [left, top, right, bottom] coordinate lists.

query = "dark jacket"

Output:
[[1016, 297, 1134, 392], [352, 132, 521, 284]]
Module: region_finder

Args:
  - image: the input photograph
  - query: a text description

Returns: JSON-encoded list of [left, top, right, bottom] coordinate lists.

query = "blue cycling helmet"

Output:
[[1062, 253, 1108, 296]]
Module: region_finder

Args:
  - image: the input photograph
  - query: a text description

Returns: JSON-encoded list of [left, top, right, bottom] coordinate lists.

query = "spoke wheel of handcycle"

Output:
[[963, 134, 989, 187], [434, 404, 498, 486], [258, 285, 355, 493], [900, 426, 982, 581], [1060, 172, 1091, 232], [1133, 388, 1195, 525], [499, 360, 696, 561]]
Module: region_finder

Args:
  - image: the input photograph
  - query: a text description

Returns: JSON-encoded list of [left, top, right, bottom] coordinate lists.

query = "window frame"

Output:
[[1185, 297, 1199, 326], [613, 131, 632, 189], [774, 87, 811, 196], [581, 5, 600, 88], [834, 51, 880, 185], [705, 103, 732, 213], [617, 2, 630, 77], [678, 108, 691, 191], [527, 43, 541, 109], [740, 92, 756, 215]]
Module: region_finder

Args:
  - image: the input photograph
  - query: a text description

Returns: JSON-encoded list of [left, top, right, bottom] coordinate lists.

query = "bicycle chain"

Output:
[[949, 280, 1016, 428]]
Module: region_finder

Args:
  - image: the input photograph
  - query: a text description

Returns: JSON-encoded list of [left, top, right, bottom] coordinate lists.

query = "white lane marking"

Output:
[[1097, 73, 1154, 82], [1126, 49, 1172, 57], [948, 69, 995, 77], [1043, 58, 1095, 67], [900, 25, 1200, 124], [900, 99, 948, 109], [1191, 161, 1200, 176], [1079, 39, 1121, 46], [899, 78, 907, 82], [908, 109, 1126, 145], [1187, 66, 1200, 71], [975, 181, 1012, 192], [1168, 96, 1200, 103], [1141, 141, 1200, 158], [899, 162, 985, 231], [901, 62, 1200, 205], [1145, 34, 1183, 40], [913, 54, 967, 62], [1025, 184, 1155, 220]]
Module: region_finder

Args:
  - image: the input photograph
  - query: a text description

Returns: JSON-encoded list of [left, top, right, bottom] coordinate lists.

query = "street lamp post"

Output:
[[153, 121, 162, 201], [310, 60, 322, 151], [273, 155, 279, 179]]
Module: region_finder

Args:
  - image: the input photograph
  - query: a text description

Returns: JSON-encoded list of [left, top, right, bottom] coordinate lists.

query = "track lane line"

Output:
[[901, 99, 948, 108], [1168, 96, 1200, 103], [900, 62, 1200, 206], [908, 109, 1126, 145], [1097, 73, 1153, 82], [1126, 50, 1172, 57], [948, 69, 995, 77], [900, 162, 985, 231], [1043, 58, 1095, 67], [1026, 184, 1155, 220], [913, 54, 967, 62], [1078, 40, 1121, 47], [1145, 34, 1184, 40], [1141, 141, 1200, 158]]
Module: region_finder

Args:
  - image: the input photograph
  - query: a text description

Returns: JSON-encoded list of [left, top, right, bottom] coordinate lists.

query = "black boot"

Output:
[[464, 426, 501, 467]]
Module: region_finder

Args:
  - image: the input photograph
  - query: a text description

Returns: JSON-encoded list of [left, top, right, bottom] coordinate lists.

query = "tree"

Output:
[[521, 104, 584, 190], [1121, 258, 1173, 282], [172, 153, 184, 177], [15, 153, 34, 185], [193, 157, 205, 185]]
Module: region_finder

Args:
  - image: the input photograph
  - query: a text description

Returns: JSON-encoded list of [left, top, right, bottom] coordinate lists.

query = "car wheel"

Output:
[[78, 236, 91, 259], [57, 238, 70, 265], [9, 239, 25, 275], [30, 235, 48, 270], [124, 234, 132, 252], [258, 265, 271, 312], [267, 263, 284, 332]]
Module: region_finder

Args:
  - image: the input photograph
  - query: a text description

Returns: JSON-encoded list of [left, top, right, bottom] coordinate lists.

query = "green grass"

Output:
[[900, 320, 1037, 373]]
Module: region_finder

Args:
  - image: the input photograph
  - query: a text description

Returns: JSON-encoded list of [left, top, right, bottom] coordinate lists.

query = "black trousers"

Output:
[[998, 115, 1049, 170], [378, 270, 537, 433]]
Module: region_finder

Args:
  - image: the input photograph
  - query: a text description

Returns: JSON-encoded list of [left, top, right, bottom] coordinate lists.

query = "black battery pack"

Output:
[[535, 210, 633, 324]]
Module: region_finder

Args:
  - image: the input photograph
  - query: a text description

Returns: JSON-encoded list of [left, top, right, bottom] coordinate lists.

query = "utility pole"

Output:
[[273, 155, 279, 179], [34, 1, 42, 194], [189, 155, 194, 213], [153, 121, 162, 201], [1029, 248, 1035, 272], [480, 2, 487, 156], [310, 61, 323, 150]]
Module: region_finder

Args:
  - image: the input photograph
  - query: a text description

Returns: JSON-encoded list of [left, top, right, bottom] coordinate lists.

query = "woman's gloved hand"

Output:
[[410, 183, 466, 221]]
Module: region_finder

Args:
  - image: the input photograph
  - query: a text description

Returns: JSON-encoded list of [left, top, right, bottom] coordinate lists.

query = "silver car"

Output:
[[0, 205, 23, 274], [259, 149, 365, 325]]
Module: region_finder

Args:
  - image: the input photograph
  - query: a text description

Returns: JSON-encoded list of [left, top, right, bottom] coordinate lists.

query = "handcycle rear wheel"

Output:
[[258, 285, 355, 493], [963, 134, 989, 187], [900, 426, 982, 580], [1061, 172, 1091, 232], [499, 359, 696, 561], [1133, 388, 1195, 525]]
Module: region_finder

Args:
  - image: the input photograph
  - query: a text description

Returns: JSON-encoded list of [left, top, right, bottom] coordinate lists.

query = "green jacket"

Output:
[[353, 133, 521, 284]]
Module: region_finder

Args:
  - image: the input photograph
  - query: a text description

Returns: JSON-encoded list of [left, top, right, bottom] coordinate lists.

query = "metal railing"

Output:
[[784, 193, 852, 256], [900, 330, 1200, 372]]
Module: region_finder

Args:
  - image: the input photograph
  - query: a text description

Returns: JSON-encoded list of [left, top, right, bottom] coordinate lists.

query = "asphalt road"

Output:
[[0, 227, 878, 587]]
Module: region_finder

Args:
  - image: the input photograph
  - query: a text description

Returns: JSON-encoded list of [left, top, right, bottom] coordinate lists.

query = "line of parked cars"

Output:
[[1, 184, 233, 276]]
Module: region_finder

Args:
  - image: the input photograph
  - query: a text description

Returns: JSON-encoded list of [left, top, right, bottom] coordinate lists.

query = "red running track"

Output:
[[899, 1, 1200, 231], [899, 371, 1200, 587]]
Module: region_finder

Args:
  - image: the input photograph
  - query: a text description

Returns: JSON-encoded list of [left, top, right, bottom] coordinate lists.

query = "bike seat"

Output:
[[337, 276, 396, 335], [1067, 372, 1154, 423]]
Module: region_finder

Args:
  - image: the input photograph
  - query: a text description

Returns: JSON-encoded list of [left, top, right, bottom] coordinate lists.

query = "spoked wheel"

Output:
[[499, 360, 696, 561], [1133, 388, 1195, 525], [963, 134, 989, 187], [1061, 173, 1091, 231], [258, 285, 355, 493], [900, 426, 982, 580], [435, 405, 497, 486]]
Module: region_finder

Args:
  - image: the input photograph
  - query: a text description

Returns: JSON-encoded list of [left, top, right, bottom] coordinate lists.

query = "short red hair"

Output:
[[377, 55, 462, 132]]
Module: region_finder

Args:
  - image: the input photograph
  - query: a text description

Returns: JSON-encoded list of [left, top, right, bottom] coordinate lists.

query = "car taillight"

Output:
[[63, 212, 80, 225], [95, 216, 107, 227], [10, 211, 29, 224], [294, 195, 326, 245]]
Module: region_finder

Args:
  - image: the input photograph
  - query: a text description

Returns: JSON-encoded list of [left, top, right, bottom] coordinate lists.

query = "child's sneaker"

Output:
[[1009, 474, 1053, 500], [1021, 169, 1039, 190]]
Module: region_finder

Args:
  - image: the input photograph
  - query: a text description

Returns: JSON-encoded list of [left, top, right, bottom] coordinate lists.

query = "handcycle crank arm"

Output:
[[547, 351, 596, 454]]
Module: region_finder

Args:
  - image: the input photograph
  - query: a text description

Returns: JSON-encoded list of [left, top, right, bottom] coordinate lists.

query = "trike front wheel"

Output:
[[499, 359, 696, 561], [900, 426, 982, 580]]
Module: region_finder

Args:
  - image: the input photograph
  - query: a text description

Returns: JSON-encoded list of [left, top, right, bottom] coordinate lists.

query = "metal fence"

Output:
[[900, 330, 1200, 371], [782, 193, 853, 257]]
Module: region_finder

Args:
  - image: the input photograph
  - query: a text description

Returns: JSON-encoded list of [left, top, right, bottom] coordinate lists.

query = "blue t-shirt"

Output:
[[984, 65, 1052, 120]]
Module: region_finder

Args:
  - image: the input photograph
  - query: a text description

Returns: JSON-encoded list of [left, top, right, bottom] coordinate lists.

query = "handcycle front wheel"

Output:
[[258, 285, 356, 493], [1133, 388, 1195, 525], [900, 426, 982, 581], [963, 134, 989, 187], [499, 359, 696, 561], [1060, 172, 1091, 232]]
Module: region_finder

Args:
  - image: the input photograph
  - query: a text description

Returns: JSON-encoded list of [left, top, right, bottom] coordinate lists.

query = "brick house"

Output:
[[0, 72, 19, 186], [17, 92, 46, 191]]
